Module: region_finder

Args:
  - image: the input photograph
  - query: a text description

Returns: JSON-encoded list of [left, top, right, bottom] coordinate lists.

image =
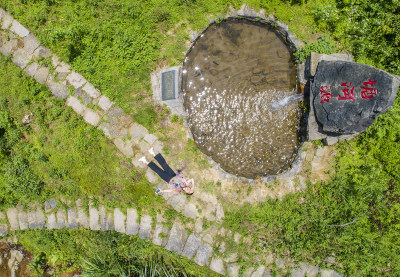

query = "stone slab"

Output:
[[23, 62, 39, 77], [0, 38, 18, 56], [98, 95, 113, 111], [194, 243, 213, 266], [0, 224, 8, 236], [243, 267, 255, 277], [152, 222, 164, 246], [165, 222, 186, 254], [76, 200, 89, 228], [66, 71, 87, 88], [99, 205, 107, 231], [1, 12, 13, 29], [56, 210, 67, 229], [6, 208, 19, 231], [227, 264, 240, 277], [182, 233, 201, 259], [89, 206, 100, 230], [114, 208, 126, 233], [36, 206, 46, 229], [107, 213, 114, 230], [67, 208, 78, 229], [45, 198, 57, 212], [55, 62, 71, 80], [126, 208, 139, 235], [46, 213, 57, 229], [27, 210, 37, 229], [33, 46, 51, 58], [83, 108, 100, 126], [34, 66, 49, 84], [10, 20, 29, 37], [113, 138, 134, 157], [12, 48, 32, 68], [47, 77, 69, 99], [209, 257, 225, 275], [251, 266, 266, 277], [82, 82, 101, 98], [0, 8, 5, 21], [262, 269, 272, 277], [18, 210, 28, 230], [139, 215, 152, 240], [167, 194, 187, 212], [143, 133, 157, 145], [66, 96, 86, 115], [128, 123, 148, 139], [24, 33, 40, 54]]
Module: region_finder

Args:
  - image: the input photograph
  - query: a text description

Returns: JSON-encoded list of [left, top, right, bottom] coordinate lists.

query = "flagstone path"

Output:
[[0, 7, 343, 276]]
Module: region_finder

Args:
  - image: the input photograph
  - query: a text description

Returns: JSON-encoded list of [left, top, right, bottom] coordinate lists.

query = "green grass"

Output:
[[0, 55, 161, 210]]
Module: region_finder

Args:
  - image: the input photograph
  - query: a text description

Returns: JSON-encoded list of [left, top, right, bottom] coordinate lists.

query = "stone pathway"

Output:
[[0, 199, 341, 276], [0, 7, 343, 276]]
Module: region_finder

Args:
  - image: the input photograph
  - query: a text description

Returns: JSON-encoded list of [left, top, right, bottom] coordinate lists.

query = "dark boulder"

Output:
[[312, 61, 400, 134]]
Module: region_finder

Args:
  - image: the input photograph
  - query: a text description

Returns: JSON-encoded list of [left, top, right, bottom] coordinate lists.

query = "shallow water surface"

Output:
[[182, 19, 301, 178]]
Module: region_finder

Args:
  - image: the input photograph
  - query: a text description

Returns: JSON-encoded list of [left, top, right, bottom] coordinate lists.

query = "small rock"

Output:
[[0, 224, 8, 236], [234, 233, 241, 243], [10, 20, 29, 37], [224, 253, 237, 263], [55, 62, 71, 80], [145, 169, 159, 184], [82, 82, 101, 98], [46, 213, 57, 229], [46, 77, 69, 99], [66, 71, 87, 88], [194, 243, 212, 266], [209, 257, 225, 275], [34, 67, 49, 84], [126, 208, 139, 235], [24, 62, 39, 77], [22, 114, 32, 124], [83, 108, 100, 126], [98, 95, 114, 111], [12, 48, 32, 68], [139, 215, 152, 241], [89, 206, 100, 230], [114, 208, 126, 233], [275, 258, 285, 269], [66, 96, 86, 115], [56, 210, 66, 229], [67, 208, 78, 229], [321, 269, 335, 277], [243, 267, 254, 277], [251, 266, 266, 277], [23, 33, 40, 54], [165, 222, 186, 254], [227, 264, 240, 277], [45, 198, 57, 212]]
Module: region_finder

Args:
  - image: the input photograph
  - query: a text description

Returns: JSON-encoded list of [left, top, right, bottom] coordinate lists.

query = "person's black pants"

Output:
[[147, 153, 176, 183]]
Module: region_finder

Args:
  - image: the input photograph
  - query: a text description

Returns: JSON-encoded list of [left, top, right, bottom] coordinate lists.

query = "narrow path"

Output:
[[0, 7, 343, 277]]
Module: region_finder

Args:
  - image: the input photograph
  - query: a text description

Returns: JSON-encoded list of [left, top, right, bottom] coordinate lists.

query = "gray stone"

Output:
[[10, 20, 29, 37], [0, 38, 18, 56], [98, 122, 113, 139], [168, 194, 187, 211], [33, 46, 52, 58], [139, 215, 152, 240], [152, 222, 164, 246], [36, 206, 46, 229], [0, 8, 5, 21], [312, 61, 400, 134], [17, 210, 28, 230], [227, 264, 240, 277], [216, 202, 224, 222], [209, 257, 225, 275], [292, 267, 306, 277], [0, 224, 8, 236], [89, 206, 100, 230], [114, 208, 126, 233], [107, 106, 125, 118], [107, 213, 114, 230], [182, 233, 201, 259], [224, 253, 238, 263], [23, 33, 40, 54], [1, 12, 13, 29], [243, 267, 254, 277], [98, 95, 114, 111], [76, 200, 89, 228], [45, 198, 57, 212], [143, 133, 157, 145], [321, 269, 335, 277], [113, 138, 134, 157], [99, 205, 107, 231], [34, 67, 49, 84], [12, 48, 32, 68], [194, 243, 212, 266], [66, 71, 87, 88], [325, 136, 339, 146], [55, 62, 71, 80], [27, 210, 37, 229], [262, 269, 272, 277], [46, 213, 57, 229], [128, 123, 148, 139], [47, 77, 69, 99], [83, 108, 100, 126], [251, 266, 266, 277], [56, 209, 66, 229], [82, 82, 101, 98], [182, 203, 198, 219], [6, 208, 19, 230], [202, 233, 213, 244], [67, 208, 78, 229], [276, 258, 285, 268], [145, 169, 159, 184], [52, 56, 60, 67], [165, 222, 186, 254], [24, 62, 39, 77], [234, 233, 241, 243], [126, 208, 139, 235], [66, 96, 86, 115]]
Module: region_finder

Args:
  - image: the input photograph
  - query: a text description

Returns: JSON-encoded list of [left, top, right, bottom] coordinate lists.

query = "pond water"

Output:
[[182, 19, 301, 179]]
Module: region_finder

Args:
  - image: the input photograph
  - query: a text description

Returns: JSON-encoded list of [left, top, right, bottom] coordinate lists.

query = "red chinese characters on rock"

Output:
[[360, 79, 379, 99], [319, 86, 333, 103], [338, 82, 355, 101], [319, 79, 379, 103]]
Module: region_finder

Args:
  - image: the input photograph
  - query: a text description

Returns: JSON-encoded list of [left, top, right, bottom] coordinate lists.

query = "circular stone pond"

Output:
[[182, 18, 302, 179]]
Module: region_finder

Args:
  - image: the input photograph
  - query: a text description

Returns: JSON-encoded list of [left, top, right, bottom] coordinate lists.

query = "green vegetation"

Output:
[[17, 229, 217, 277], [0, 0, 400, 275]]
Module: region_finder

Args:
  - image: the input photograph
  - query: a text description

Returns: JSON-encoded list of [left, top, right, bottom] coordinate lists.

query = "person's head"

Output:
[[183, 186, 194, 195]]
